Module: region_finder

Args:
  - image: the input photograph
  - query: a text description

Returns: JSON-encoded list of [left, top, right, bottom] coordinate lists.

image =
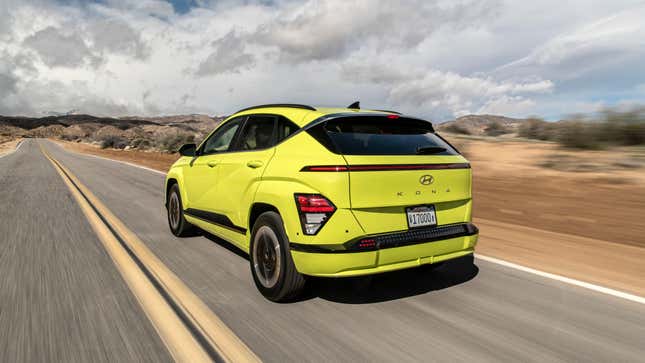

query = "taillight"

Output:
[[294, 194, 336, 235]]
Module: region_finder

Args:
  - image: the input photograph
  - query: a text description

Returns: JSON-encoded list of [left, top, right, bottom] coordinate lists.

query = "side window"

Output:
[[276, 116, 299, 143], [232, 115, 277, 151], [201, 118, 243, 155]]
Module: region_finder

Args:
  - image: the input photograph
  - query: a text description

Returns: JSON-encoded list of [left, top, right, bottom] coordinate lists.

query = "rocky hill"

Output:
[[436, 114, 527, 136], [0, 114, 223, 152]]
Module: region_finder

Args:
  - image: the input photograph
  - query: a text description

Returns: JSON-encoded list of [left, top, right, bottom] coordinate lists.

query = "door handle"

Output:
[[207, 161, 218, 168], [246, 160, 263, 169]]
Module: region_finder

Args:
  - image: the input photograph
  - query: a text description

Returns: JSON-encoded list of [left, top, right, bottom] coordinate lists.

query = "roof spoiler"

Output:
[[235, 104, 316, 113]]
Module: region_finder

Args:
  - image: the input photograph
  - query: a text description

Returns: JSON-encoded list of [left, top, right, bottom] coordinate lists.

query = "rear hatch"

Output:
[[308, 115, 472, 234]]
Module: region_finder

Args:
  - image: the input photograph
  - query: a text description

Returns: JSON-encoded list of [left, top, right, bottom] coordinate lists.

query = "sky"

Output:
[[1, 0, 644, 121]]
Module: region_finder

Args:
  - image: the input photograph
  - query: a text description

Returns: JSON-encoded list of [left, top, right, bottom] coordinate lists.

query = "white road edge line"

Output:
[[476, 254, 645, 305], [53, 141, 645, 305], [0, 139, 23, 159]]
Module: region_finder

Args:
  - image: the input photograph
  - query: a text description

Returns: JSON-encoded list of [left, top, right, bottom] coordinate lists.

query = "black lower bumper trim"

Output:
[[290, 223, 478, 254]]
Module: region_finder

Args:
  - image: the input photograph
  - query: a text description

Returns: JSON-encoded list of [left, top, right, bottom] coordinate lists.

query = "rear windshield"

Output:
[[310, 116, 459, 156]]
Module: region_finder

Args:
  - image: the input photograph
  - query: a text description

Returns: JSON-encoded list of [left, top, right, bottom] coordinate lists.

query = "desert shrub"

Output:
[[158, 133, 195, 152], [556, 121, 602, 149], [60, 134, 78, 141], [518, 118, 558, 141], [99, 135, 128, 149], [130, 138, 153, 149], [442, 123, 471, 135], [484, 121, 510, 136], [600, 111, 645, 146]]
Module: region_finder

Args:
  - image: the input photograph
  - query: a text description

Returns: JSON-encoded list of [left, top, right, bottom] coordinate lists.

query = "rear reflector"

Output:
[[294, 194, 336, 235], [301, 163, 470, 172], [357, 239, 376, 249]]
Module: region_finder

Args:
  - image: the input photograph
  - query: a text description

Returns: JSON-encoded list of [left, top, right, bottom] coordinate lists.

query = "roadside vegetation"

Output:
[[519, 107, 645, 149]]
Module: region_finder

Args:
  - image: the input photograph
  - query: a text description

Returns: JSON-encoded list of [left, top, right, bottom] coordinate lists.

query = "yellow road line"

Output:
[[40, 143, 260, 363]]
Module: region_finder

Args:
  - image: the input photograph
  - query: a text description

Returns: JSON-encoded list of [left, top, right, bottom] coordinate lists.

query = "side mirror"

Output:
[[178, 143, 196, 157]]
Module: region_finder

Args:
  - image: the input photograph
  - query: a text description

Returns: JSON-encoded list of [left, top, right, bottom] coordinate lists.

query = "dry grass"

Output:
[[55, 140, 180, 172], [459, 138, 645, 247], [0, 138, 21, 156]]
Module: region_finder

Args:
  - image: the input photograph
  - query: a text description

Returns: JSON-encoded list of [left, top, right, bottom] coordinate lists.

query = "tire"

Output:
[[250, 211, 306, 302], [166, 184, 196, 237]]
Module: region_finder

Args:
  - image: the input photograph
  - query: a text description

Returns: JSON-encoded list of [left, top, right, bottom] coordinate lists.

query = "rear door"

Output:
[[310, 115, 472, 234], [212, 114, 283, 231]]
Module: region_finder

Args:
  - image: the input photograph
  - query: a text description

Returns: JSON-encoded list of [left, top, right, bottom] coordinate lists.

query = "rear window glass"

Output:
[[317, 116, 458, 155]]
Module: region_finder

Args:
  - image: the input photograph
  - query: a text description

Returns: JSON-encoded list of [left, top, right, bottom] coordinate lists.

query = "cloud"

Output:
[[250, 0, 500, 62], [339, 59, 553, 118], [476, 96, 536, 116], [497, 3, 645, 81], [195, 30, 255, 76], [23, 26, 98, 68], [1, 0, 644, 120], [88, 19, 150, 59]]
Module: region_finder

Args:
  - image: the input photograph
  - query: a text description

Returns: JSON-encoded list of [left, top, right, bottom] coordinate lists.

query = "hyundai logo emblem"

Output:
[[419, 175, 434, 185]]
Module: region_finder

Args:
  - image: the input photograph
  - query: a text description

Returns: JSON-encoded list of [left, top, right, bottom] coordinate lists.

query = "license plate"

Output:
[[406, 205, 437, 228]]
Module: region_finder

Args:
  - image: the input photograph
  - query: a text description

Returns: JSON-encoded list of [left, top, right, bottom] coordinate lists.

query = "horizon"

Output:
[[1, 1, 645, 121]]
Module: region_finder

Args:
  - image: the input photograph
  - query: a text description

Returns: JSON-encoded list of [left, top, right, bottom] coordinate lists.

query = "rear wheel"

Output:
[[167, 184, 196, 237], [250, 211, 305, 302]]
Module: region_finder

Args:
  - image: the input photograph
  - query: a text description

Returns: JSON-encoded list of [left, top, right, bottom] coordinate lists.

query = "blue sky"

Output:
[[1, 0, 645, 120]]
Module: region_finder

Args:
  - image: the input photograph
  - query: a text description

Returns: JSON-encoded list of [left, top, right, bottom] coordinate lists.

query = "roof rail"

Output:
[[235, 104, 316, 113], [372, 109, 402, 115]]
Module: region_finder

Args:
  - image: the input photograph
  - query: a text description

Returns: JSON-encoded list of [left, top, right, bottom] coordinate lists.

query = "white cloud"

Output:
[[0, 0, 643, 120], [386, 70, 552, 117], [23, 26, 98, 68], [195, 31, 255, 76]]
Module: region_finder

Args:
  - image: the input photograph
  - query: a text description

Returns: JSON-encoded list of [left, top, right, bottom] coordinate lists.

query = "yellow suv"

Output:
[[165, 103, 478, 301]]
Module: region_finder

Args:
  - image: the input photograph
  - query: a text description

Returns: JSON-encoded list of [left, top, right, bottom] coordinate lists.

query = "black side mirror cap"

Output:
[[178, 143, 197, 157]]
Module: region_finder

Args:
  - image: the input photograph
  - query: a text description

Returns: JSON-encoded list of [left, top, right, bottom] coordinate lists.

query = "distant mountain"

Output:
[[0, 114, 223, 152], [0, 114, 159, 130], [436, 114, 528, 136]]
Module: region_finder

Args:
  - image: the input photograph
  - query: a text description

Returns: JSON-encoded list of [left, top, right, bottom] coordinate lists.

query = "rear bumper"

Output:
[[290, 227, 478, 277]]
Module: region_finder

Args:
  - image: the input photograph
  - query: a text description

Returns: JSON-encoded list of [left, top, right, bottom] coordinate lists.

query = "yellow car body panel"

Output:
[[165, 105, 478, 277]]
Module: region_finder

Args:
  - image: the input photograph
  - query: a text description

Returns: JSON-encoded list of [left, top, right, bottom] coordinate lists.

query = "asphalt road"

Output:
[[2, 138, 644, 362]]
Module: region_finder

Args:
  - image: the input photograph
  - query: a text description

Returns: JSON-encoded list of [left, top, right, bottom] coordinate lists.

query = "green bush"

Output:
[[518, 108, 645, 149], [443, 123, 471, 135], [130, 138, 153, 149], [158, 133, 195, 153], [484, 121, 510, 136], [556, 121, 602, 149], [99, 135, 128, 149], [518, 118, 558, 141]]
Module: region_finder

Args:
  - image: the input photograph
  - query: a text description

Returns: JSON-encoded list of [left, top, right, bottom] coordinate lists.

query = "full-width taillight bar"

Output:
[[300, 163, 471, 172]]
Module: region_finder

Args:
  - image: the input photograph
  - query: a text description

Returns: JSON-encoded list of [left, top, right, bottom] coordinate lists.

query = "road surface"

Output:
[[1, 139, 644, 362]]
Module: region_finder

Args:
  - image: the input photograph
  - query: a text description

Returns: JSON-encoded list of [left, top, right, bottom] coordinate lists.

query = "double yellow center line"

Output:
[[40, 143, 260, 363]]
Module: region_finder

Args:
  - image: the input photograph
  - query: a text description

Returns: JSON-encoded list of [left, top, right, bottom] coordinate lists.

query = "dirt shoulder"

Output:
[[54, 140, 180, 173], [461, 138, 645, 248], [55, 138, 645, 297], [0, 138, 22, 157], [476, 218, 645, 296]]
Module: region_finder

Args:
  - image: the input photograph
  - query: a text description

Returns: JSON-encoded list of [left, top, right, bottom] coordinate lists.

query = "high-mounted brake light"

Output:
[[294, 194, 336, 235], [387, 114, 399, 119]]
